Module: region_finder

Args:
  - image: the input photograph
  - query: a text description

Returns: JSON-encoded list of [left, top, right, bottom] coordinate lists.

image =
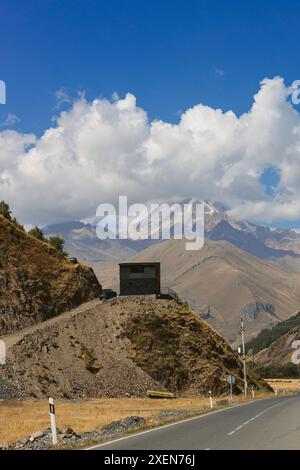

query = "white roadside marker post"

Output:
[[49, 397, 58, 445], [0, 340, 6, 365], [227, 375, 235, 403], [275, 388, 278, 396], [208, 390, 213, 409], [251, 386, 255, 399], [240, 318, 248, 398]]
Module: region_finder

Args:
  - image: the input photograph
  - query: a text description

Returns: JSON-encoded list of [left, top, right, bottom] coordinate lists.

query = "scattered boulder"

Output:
[[0, 416, 146, 450], [97, 416, 146, 436]]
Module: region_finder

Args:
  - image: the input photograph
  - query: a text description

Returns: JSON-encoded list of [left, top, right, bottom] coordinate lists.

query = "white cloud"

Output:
[[215, 68, 225, 76], [1, 76, 300, 225], [1, 113, 20, 127], [54, 88, 71, 109]]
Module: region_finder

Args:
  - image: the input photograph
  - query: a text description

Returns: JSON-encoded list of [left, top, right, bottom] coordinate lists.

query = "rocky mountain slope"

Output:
[[0, 298, 270, 399], [246, 310, 300, 367], [0, 215, 102, 335], [246, 310, 300, 354], [95, 240, 300, 344], [253, 325, 300, 367]]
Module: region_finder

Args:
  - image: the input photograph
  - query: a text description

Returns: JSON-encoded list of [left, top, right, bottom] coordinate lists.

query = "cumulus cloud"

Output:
[[1, 76, 300, 225]]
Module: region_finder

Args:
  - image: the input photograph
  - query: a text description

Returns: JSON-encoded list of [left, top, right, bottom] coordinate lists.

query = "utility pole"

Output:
[[240, 318, 248, 397]]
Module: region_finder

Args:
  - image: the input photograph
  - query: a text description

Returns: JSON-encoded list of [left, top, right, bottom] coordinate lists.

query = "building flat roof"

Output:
[[119, 262, 160, 267]]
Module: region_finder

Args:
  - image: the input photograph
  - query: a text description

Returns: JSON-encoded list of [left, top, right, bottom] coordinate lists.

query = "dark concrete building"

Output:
[[119, 262, 161, 296]]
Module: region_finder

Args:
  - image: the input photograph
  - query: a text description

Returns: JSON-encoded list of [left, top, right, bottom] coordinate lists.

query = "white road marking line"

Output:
[[227, 398, 293, 437]]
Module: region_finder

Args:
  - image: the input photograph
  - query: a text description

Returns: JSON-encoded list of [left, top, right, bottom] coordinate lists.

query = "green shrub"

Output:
[[28, 226, 45, 241], [48, 236, 68, 256], [0, 201, 12, 220], [0, 201, 24, 230]]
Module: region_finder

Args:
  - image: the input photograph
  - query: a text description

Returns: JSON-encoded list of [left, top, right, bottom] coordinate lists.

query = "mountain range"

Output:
[[43, 200, 300, 269], [42, 200, 300, 343]]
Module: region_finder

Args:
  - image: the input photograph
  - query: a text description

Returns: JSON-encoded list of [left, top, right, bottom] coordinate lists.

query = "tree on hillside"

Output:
[[48, 235, 68, 256], [11, 217, 24, 231], [0, 201, 24, 230], [0, 201, 12, 220], [28, 226, 45, 241]]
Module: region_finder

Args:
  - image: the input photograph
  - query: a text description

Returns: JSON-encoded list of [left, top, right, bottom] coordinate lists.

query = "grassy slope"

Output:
[[0, 215, 102, 335]]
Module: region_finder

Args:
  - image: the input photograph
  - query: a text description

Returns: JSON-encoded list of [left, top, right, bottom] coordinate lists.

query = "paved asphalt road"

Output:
[[88, 395, 300, 450]]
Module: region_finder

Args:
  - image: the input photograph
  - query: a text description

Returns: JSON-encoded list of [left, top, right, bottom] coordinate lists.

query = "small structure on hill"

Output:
[[119, 262, 161, 296]]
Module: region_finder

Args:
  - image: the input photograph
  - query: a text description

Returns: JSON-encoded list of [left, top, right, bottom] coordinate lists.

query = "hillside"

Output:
[[0, 215, 102, 335], [249, 311, 300, 368], [246, 310, 300, 354], [253, 326, 300, 368], [0, 298, 270, 399], [94, 239, 300, 344]]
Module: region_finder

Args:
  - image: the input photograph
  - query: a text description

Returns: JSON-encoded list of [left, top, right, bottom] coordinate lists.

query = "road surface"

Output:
[[88, 395, 300, 450]]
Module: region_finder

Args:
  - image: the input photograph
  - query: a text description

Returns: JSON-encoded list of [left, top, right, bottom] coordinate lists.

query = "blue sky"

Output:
[[1, 0, 300, 133], [1, 0, 300, 227]]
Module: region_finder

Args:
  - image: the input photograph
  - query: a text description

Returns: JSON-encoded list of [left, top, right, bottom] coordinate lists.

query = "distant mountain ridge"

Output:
[[43, 221, 154, 264], [43, 199, 300, 269], [207, 218, 299, 259]]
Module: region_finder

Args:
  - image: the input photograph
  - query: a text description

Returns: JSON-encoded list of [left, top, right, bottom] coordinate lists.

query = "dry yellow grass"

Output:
[[0, 393, 274, 446], [267, 378, 300, 392]]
